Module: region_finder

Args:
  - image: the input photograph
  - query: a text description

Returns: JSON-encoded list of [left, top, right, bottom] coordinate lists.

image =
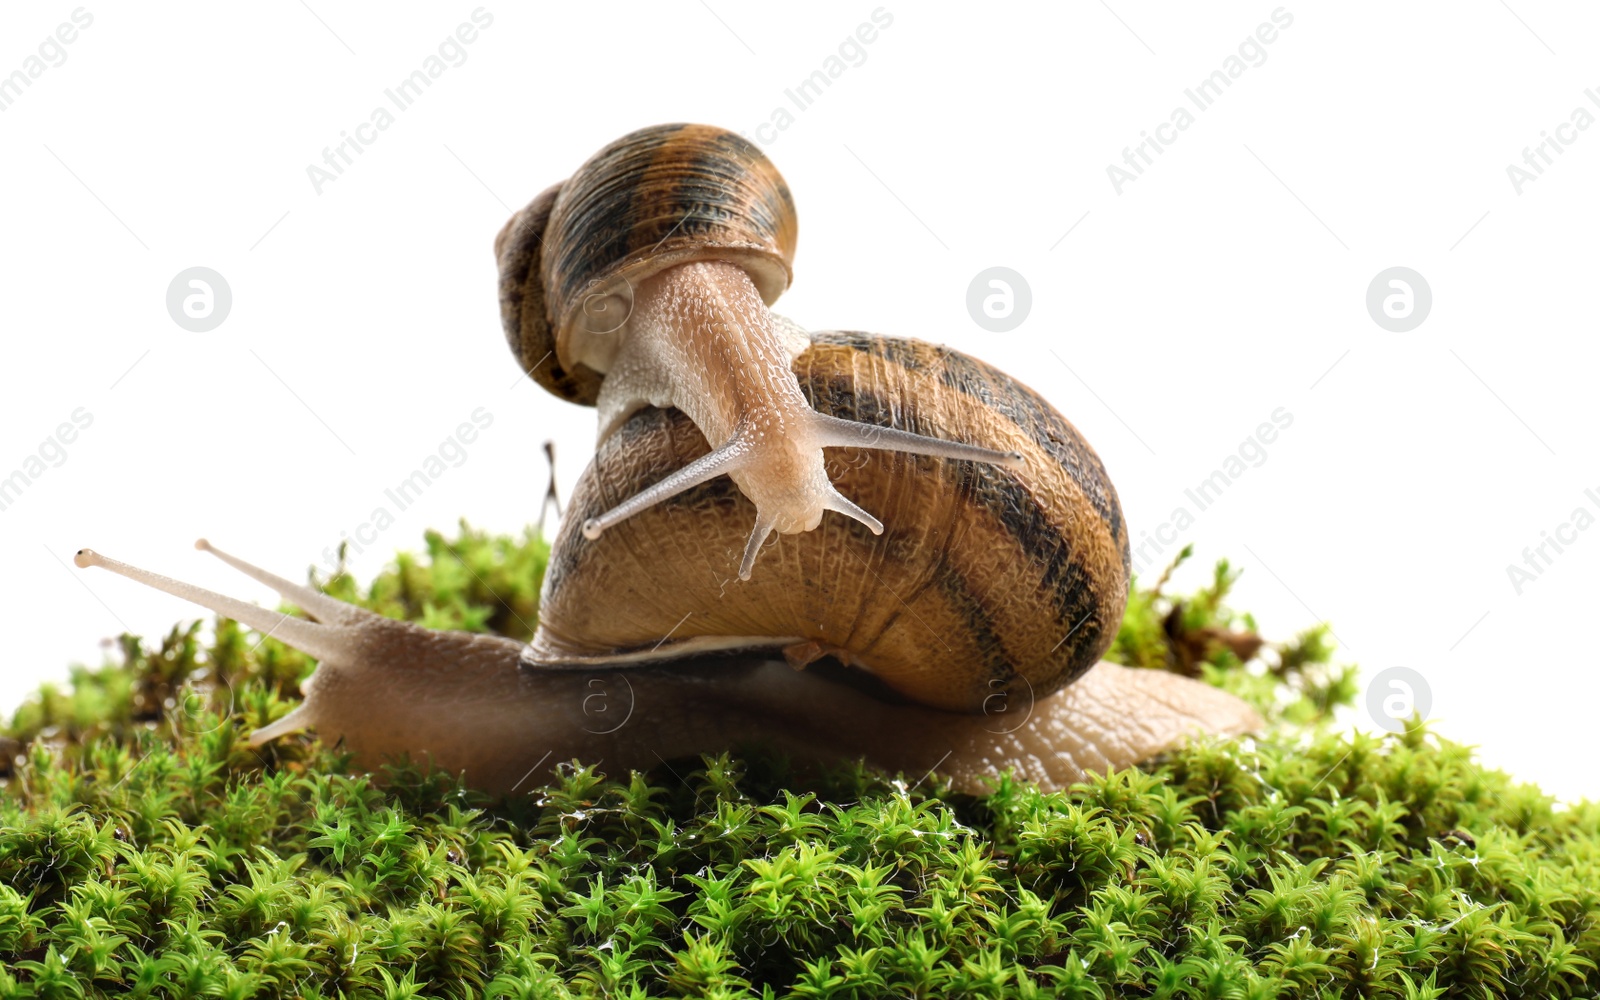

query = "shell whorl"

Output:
[[495, 124, 798, 406], [495, 181, 607, 405], [528, 332, 1132, 714]]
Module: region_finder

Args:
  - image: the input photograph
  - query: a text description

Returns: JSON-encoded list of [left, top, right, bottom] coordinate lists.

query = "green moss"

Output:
[[2, 524, 1596, 998]]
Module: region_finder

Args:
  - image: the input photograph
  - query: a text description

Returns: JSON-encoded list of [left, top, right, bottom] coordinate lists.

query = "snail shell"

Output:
[[495, 122, 796, 406], [527, 331, 1130, 714]]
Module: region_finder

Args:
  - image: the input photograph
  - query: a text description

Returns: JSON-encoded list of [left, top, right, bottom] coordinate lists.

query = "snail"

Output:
[[73, 540, 1258, 796], [494, 123, 1026, 581], [69, 123, 1263, 795]]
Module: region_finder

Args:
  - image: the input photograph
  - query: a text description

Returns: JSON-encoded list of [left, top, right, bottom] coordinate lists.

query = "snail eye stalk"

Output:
[[73, 543, 353, 663], [72, 540, 378, 746], [581, 438, 750, 541]]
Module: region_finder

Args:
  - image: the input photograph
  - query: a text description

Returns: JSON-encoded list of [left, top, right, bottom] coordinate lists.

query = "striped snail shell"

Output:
[[527, 332, 1131, 715], [495, 123, 797, 406], [495, 124, 1025, 582]]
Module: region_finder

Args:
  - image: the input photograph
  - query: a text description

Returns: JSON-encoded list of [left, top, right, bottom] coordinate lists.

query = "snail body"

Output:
[[496, 124, 1024, 580], [74, 542, 1258, 796]]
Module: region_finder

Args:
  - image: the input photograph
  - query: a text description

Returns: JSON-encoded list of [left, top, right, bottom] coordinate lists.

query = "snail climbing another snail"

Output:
[[494, 123, 1025, 581], [73, 124, 1262, 795]]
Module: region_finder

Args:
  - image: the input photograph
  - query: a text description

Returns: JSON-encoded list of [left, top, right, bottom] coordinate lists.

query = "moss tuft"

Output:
[[2, 523, 1596, 998]]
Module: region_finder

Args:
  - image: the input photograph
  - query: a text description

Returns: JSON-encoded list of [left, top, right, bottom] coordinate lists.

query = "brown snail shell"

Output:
[[495, 123, 797, 406], [527, 332, 1131, 714]]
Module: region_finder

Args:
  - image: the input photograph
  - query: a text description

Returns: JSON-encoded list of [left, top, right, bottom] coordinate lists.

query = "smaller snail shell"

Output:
[[495, 123, 797, 405]]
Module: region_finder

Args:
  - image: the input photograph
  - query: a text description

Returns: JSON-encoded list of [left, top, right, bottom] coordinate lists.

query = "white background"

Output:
[[1, 2, 1595, 800]]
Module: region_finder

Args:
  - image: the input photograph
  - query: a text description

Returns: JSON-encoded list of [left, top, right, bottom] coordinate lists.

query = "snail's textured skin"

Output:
[[529, 332, 1131, 714], [495, 123, 797, 405], [287, 636, 1261, 798], [77, 542, 1258, 798]]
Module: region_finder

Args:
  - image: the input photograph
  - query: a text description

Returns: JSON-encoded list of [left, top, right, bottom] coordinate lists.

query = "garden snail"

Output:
[[494, 123, 1026, 581], [70, 124, 1262, 794], [73, 541, 1258, 795]]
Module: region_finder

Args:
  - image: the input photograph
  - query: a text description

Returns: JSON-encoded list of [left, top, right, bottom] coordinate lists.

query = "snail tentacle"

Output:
[[581, 436, 749, 541], [74, 547, 348, 663], [817, 488, 883, 537], [810, 411, 1026, 468], [739, 512, 778, 582], [194, 537, 375, 626]]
